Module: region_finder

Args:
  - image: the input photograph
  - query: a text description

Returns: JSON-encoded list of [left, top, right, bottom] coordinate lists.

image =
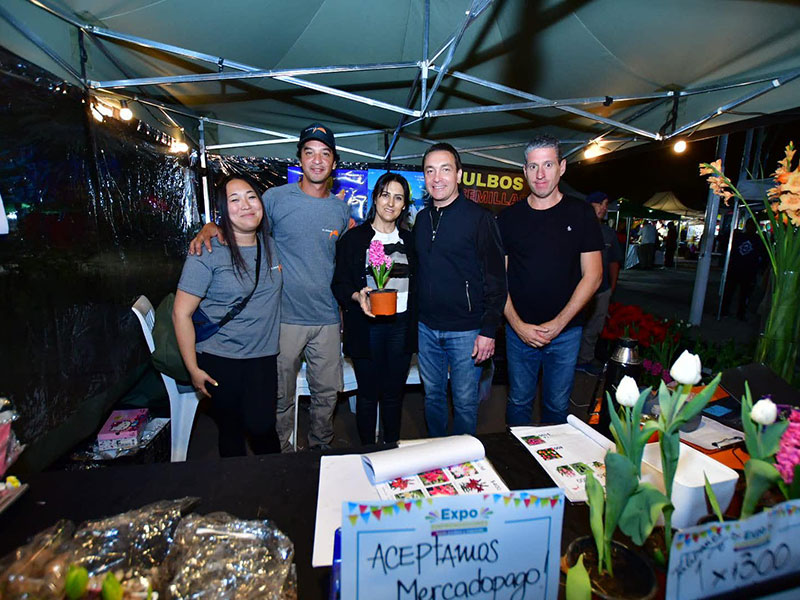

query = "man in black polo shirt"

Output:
[[414, 143, 506, 436], [497, 135, 603, 424]]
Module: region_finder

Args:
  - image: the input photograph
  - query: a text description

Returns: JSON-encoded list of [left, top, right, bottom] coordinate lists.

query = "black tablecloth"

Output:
[[0, 431, 590, 598]]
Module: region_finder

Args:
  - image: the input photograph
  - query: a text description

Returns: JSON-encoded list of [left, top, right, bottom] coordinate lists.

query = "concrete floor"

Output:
[[187, 261, 762, 460]]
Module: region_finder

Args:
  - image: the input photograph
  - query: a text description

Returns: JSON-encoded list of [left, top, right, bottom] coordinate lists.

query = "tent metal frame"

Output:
[[6, 0, 797, 169]]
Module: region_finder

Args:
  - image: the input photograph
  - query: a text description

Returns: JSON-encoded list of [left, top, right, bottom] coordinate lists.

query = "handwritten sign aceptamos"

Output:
[[340, 489, 564, 600]]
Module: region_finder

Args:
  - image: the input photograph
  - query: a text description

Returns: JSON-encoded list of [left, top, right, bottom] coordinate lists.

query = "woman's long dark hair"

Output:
[[215, 173, 272, 280], [366, 172, 412, 228]]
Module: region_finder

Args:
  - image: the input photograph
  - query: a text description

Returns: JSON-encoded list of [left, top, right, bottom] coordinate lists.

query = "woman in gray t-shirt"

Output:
[[173, 175, 282, 456]]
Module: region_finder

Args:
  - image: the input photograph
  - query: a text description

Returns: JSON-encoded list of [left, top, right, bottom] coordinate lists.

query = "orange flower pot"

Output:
[[370, 289, 397, 316]]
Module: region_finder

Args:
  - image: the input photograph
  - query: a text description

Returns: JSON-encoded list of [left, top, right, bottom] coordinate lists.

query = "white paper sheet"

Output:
[[361, 434, 484, 483], [313, 436, 509, 567], [510, 421, 613, 503], [312, 455, 379, 567], [679, 416, 743, 450]]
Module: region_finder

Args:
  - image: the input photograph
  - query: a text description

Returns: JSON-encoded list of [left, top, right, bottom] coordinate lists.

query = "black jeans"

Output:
[[351, 311, 412, 445], [197, 353, 280, 457]]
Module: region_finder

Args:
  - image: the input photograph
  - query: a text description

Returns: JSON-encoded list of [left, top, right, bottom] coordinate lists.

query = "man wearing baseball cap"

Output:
[[575, 191, 623, 376], [191, 122, 350, 451]]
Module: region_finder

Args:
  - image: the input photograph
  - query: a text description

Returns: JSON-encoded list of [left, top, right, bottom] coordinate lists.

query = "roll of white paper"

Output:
[[567, 414, 615, 451], [361, 435, 485, 483]]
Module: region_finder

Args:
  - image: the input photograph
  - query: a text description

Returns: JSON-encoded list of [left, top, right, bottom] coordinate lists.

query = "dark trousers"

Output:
[[197, 353, 280, 457], [722, 271, 757, 319], [351, 311, 412, 445]]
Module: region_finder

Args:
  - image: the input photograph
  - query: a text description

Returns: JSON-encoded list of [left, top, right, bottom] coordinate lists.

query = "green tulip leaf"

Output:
[[584, 470, 606, 569], [566, 553, 592, 600], [742, 458, 782, 519], [619, 483, 671, 546], [761, 419, 790, 457], [604, 453, 638, 544], [704, 473, 724, 522], [789, 464, 800, 500]]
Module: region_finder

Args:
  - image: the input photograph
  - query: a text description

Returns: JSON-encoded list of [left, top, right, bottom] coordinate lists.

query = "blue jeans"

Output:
[[505, 324, 582, 425], [418, 322, 487, 436]]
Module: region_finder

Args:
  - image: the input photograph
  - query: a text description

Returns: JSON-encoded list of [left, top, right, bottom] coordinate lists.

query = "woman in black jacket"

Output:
[[332, 172, 416, 445]]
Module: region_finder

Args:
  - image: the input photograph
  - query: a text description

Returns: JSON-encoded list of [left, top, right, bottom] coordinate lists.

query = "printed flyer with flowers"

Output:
[[511, 415, 614, 503]]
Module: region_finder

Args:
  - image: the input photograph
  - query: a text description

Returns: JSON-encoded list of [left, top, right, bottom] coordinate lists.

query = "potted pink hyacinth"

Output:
[[367, 240, 396, 316]]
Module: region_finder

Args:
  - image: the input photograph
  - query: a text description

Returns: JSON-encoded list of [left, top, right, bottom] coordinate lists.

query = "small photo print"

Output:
[[389, 477, 413, 491], [448, 461, 478, 479], [556, 465, 577, 478], [522, 435, 546, 446], [570, 462, 593, 476], [419, 468, 448, 485], [427, 483, 458, 496], [536, 448, 563, 461], [396, 489, 425, 500], [458, 478, 487, 493]]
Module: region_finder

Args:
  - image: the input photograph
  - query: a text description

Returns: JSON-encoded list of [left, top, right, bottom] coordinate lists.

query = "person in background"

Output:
[[575, 191, 623, 376], [190, 123, 350, 451], [721, 219, 766, 320], [498, 135, 603, 425], [638, 220, 657, 269], [173, 175, 282, 456], [332, 172, 416, 445], [664, 222, 678, 267]]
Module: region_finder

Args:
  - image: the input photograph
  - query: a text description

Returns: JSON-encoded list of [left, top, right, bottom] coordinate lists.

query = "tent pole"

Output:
[[717, 128, 754, 319], [199, 120, 211, 225], [690, 134, 728, 325], [0, 4, 83, 85], [625, 217, 632, 269], [421, 0, 430, 111], [438, 68, 661, 141], [667, 71, 800, 139]]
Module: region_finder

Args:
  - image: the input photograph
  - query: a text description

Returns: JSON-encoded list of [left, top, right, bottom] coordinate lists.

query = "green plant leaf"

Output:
[[65, 565, 89, 600], [742, 458, 782, 519], [760, 419, 790, 458], [658, 381, 675, 424], [670, 374, 722, 432], [619, 483, 672, 546], [607, 394, 629, 457], [660, 430, 681, 498], [741, 384, 760, 458], [566, 553, 592, 600], [584, 470, 605, 571], [604, 453, 638, 546], [788, 464, 800, 500], [704, 473, 724, 522], [101, 571, 123, 600]]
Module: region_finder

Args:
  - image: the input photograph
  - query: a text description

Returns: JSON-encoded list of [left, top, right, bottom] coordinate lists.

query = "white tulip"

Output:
[[751, 398, 778, 426], [669, 350, 702, 386], [616, 375, 640, 407]]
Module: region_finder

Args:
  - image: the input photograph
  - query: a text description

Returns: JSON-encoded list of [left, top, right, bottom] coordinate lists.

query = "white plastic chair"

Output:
[[131, 295, 201, 462]]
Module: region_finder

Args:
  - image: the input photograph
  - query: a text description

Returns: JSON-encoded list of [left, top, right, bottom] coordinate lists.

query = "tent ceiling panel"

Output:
[[3, 0, 800, 165]]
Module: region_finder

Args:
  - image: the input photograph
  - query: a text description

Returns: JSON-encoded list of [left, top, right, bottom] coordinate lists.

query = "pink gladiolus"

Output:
[[776, 408, 800, 485]]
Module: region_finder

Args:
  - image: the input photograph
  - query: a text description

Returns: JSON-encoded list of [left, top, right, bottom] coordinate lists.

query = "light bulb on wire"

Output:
[[673, 139, 688, 154], [119, 101, 133, 121]]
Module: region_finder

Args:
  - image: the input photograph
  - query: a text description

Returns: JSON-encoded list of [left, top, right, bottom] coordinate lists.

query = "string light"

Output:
[[95, 102, 113, 118], [673, 139, 688, 154], [119, 100, 133, 121], [90, 105, 104, 122], [170, 141, 189, 153]]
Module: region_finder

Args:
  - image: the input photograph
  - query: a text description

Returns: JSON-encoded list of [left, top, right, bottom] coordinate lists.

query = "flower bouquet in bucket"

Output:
[[368, 240, 396, 316]]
